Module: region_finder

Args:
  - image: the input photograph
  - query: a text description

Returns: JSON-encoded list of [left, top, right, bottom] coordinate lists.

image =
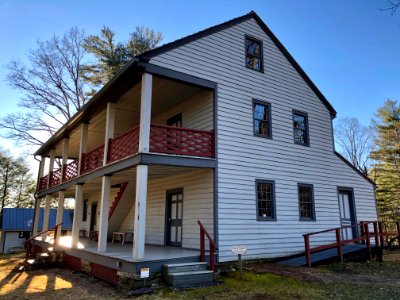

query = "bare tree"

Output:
[[0, 27, 90, 147], [382, 0, 400, 15], [334, 117, 374, 175]]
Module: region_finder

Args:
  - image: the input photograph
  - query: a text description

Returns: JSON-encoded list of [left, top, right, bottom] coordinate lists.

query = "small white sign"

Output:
[[140, 267, 150, 279], [231, 245, 247, 255]]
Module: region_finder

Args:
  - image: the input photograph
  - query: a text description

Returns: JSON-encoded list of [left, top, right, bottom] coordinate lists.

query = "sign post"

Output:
[[231, 245, 247, 279]]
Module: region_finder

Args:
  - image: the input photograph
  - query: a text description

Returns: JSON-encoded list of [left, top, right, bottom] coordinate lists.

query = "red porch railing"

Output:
[[38, 175, 49, 192], [49, 168, 62, 187], [107, 126, 139, 163], [37, 124, 215, 191], [150, 125, 214, 158], [62, 159, 79, 181], [198, 220, 217, 272], [303, 221, 380, 267], [80, 145, 105, 175]]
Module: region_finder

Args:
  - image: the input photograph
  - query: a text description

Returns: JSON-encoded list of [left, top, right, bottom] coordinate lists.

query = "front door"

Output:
[[338, 190, 356, 240], [166, 189, 183, 247]]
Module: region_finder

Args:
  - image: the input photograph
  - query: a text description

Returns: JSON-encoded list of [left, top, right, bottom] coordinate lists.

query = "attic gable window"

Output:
[[245, 36, 263, 72], [293, 111, 309, 146]]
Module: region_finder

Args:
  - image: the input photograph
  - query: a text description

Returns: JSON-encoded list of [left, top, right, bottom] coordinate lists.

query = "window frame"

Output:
[[255, 179, 277, 221], [253, 99, 272, 139], [245, 35, 264, 72], [298, 183, 316, 221], [292, 110, 310, 146]]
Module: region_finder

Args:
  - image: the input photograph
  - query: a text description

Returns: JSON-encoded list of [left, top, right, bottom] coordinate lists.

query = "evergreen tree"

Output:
[[0, 151, 36, 226], [370, 99, 400, 223], [82, 26, 162, 87]]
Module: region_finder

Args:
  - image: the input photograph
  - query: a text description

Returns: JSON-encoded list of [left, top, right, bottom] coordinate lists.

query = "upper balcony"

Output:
[[36, 69, 216, 194], [38, 124, 214, 192]]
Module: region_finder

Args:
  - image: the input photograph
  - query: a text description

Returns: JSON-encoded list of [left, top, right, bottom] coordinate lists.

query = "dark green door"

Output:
[[166, 189, 183, 247]]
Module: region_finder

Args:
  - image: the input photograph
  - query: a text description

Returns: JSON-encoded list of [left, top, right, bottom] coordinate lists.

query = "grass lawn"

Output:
[[1, 253, 400, 299]]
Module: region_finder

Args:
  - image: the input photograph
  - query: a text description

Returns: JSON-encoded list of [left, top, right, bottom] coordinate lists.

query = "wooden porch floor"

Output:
[[35, 236, 201, 262]]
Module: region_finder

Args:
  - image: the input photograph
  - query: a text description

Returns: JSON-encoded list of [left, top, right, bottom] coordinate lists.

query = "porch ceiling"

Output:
[[49, 76, 206, 159], [60, 164, 200, 199]]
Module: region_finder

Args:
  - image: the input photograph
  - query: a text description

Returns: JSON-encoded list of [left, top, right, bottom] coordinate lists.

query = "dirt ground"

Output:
[[0, 254, 124, 300]]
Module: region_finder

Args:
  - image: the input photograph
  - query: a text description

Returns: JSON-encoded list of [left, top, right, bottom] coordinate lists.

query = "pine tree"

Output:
[[370, 99, 400, 224], [82, 26, 162, 87]]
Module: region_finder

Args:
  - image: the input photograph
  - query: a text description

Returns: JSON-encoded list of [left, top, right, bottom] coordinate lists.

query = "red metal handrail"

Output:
[[303, 221, 379, 267], [24, 222, 63, 266], [198, 220, 217, 272]]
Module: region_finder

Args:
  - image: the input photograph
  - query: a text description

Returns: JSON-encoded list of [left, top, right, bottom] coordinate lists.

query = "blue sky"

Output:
[[0, 0, 399, 160]]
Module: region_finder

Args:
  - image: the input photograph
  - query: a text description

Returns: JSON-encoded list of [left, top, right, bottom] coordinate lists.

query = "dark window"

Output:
[[245, 36, 263, 72], [82, 199, 88, 222], [253, 101, 271, 138], [293, 111, 309, 146], [298, 184, 315, 221], [256, 180, 276, 220], [167, 113, 182, 127], [19, 231, 30, 239]]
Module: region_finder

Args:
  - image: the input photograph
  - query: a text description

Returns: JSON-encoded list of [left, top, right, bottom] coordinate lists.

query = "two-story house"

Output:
[[30, 11, 377, 283]]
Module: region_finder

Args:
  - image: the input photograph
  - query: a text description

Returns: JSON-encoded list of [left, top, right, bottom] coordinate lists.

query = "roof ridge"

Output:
[[138, 11, 254, 59]]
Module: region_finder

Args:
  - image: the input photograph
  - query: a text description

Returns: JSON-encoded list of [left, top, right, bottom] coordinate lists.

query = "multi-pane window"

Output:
[[256, 180, 276, 220], [245, 36, 263, 72], [253, 101, 271, 138], [293, 111, 309, 145], [298, 184, 315, 221]]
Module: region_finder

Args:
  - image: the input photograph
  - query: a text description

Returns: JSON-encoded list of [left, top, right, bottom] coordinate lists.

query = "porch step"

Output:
[[166, 270, 214, 288], [163, 262, 208, 274], [163, 262, 214, 288]]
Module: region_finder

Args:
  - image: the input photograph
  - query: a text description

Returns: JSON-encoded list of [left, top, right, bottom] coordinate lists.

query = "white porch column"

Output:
[[98, 175, 111, 252], [55, 191, 65, 244], [71, 184, 84, 247], [42, 194, 52, 240], [138, 73, 153, 153], [32, 197, 42, 236], [78, 123, 88, 175], [61, 138, 69, 182], [133, 165, 148, 260], [47, 149, 56, 188], [103, 102, 115, 165]]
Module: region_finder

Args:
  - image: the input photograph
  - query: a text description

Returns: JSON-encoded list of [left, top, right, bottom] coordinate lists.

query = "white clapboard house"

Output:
[[31, 11, 377, 284]]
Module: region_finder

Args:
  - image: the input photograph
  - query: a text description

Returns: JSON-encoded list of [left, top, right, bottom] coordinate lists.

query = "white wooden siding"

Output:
[[150, 18, 377, 261], [79, 189, 118, 234], [152, 90, 213, 130], [120, 169, 214, 249]]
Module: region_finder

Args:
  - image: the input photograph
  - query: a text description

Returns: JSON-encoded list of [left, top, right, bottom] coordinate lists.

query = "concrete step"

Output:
[[163, 262, 208, 274], [165, 270, 214, 288]]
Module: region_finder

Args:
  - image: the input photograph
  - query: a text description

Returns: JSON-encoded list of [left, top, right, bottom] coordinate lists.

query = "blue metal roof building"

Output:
[[1, 208, 73, 231]]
